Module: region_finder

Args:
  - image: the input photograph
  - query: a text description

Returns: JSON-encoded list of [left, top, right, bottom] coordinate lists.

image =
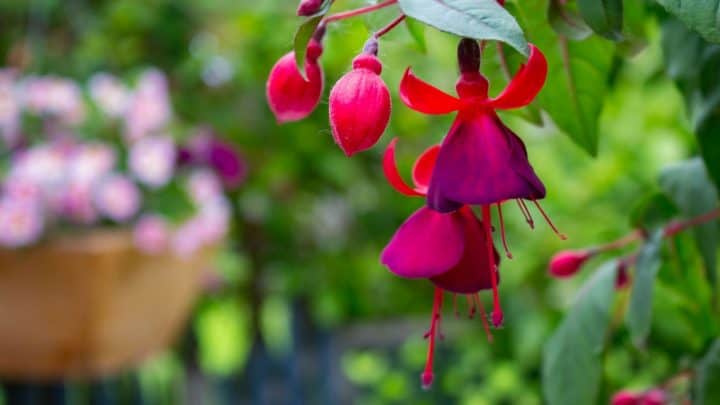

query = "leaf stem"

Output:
[[323, 0, 398, 23]]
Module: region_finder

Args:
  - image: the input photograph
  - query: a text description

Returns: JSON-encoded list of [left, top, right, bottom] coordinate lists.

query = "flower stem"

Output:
[[324, 0, 398, 23], [664, 208, 720, 237], [374, 14, 406, 38]]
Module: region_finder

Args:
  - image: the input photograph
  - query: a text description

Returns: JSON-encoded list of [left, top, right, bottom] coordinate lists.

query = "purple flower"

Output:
[[182, 131, 247, 189], [133, 215, 169, 254], [0, 196, 44, 247], [124, 69, 171, 141], [129, 135, 176, 188], [88, 73, 130, 118], [94, 174, 141, 222]]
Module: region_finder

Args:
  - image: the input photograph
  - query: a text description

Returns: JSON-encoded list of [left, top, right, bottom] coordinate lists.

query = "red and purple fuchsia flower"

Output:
[[267, 0, 567, 388]]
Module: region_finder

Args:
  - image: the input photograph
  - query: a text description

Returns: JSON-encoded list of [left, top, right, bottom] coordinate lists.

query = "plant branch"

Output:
[[324, 0, 397, 23]]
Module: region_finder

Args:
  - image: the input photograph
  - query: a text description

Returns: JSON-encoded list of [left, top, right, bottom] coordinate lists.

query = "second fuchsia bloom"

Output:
[[266, 36, 324, 124], [329, 39, 391, 156], [380, 138, 500, 389]]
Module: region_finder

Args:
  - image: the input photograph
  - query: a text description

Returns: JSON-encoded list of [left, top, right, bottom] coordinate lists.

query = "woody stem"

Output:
[[324, 0, 398, 23]]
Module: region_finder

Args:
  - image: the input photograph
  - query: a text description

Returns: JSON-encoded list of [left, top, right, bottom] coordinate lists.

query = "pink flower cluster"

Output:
[[0, 69, 245, 257]]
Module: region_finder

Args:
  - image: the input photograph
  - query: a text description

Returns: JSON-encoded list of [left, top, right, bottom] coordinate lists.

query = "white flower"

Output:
[[88, 73, 130, 117], [128, 135, 176, 188]]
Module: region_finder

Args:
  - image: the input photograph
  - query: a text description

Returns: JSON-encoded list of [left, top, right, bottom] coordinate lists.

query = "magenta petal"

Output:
[[431, 207, 499, 294], [427, 113, 546, 212], [381, 206, 465, 279]]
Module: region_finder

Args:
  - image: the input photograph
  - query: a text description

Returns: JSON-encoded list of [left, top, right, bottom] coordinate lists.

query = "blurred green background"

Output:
[[0, 0, 705, 404]]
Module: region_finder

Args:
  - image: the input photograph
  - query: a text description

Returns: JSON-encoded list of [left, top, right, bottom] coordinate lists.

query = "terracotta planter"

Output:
[[0, 230, 210, 381]]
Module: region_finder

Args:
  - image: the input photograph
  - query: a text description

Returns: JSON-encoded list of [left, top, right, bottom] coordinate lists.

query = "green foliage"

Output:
[[397, 0, 529, 55], [404, 17, 427, 53], [294, 15, 325, 79], [509, 0, 614, 156], [659, 158, 719, 294], [656, 0, 720, 43], [695, 339, 720, 404], [542, 261, 617, 405], [577, 0, 623, 40], [626, 231, 664, 347]]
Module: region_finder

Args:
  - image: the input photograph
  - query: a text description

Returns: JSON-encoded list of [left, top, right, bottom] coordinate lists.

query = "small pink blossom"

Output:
[[0, 69, 20, 146], [20, 76, 86, 124], [133, 215, 169, 254], [129, 135, 176, 188], [94, 174, 141, 222], [67, 143, 117, 185], [124, 69, 171, 141], [0, 197, 44, 247], [52, 181, 98, 224], [186, 169, 223, 205], [88, 73, 130, 117], [171, 219, 205, 259]]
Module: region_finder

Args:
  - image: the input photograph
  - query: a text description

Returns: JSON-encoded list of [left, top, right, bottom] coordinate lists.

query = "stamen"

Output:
[[466, 294, 476, 319], [481, 205, 503, 328], [531, 199, 567, 240], [473, 294, 493, 342], [516, 199, 535, 229], [496, 203, 513, 259], [421, 287, 443, 390]]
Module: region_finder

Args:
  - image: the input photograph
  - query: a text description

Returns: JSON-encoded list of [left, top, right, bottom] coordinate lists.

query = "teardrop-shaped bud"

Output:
[[297, 0, 324, 16], [266, 40, 324, 124], [329, 53, 391, 156], [611, 390, 641, 405], [548, 249, 592, 278]]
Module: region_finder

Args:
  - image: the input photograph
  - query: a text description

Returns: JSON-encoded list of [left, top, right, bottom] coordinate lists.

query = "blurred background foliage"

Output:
[[0, 0, 713, 404]]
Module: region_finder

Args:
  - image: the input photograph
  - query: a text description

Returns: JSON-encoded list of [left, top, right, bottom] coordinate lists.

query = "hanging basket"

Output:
[[0, 230, 210, 381]]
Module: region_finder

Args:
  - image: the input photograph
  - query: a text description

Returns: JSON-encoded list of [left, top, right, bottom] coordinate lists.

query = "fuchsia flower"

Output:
[[329, 39, 391, 156], [297, 0, 323, 16], [548, 249, 592, 278], [266, 35, 324, 123], [380, 138, 500, 388]]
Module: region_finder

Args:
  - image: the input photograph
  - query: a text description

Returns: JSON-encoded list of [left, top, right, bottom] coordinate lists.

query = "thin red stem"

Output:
[[594, 229, 643, 253], [324, 0, 397, 23], [473, 294, 493, 342], [466, 294, 476, 318], [481, 205, 503, 327], [374, 14, 406, 38], [497, 203, 513, 259], [664, 208, 720, 237], [421, 287, 443, 389]]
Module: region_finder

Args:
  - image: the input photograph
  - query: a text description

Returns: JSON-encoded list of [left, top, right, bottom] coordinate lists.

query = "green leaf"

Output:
[[626, 230, 664, 347], [695, 339, 720, 404], [397, 0, 529, 56], [629, 192, 679, 230], [293, 15, 324, 80], [577, 0, 623, 40], [548, 0, 592, 40], [659, 158, 719, 296], [542, 261, 617, 405], [405, 17, 427, 53], [617, 0, 648, 55], [509, 0, 614, 156], [656, 0, 720, 44]]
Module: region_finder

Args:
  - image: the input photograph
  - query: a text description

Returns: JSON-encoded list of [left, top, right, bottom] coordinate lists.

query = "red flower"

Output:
[[329, 40, 391, 156], [266, 38, 324, 123], [380, 138, 499, 388], [296, 0, 323, 16], [611, 390, 641, 405]]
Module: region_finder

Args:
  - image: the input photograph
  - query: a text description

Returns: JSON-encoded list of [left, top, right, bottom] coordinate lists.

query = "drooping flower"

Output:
[[297, 0, 324, 16], [266, 34, 324, 123], [399, 38, 564, 273], [611, 390, 640, 405], [129, 135, 176, 188], [548, 249, 593, 278], [94, 174, 141, 222], [380, 138, 500, 388], [329, 38, 391, 156], [133, 214, 170, 254]]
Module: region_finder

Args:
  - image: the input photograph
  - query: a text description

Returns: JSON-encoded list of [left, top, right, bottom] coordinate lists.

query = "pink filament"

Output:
[[473, 294, 493, 342], [421, 287, 444, 390], [516, 199, 535, 229], [481, 205, 503, 327], [531, 199, 567, 240], [496, 203, 513, 259]]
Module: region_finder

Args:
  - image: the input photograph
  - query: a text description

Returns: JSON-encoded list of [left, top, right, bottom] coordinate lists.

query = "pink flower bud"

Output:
[[266, 40, 323, 123], [611, 390, 641, 405], [616, 261, 630, 289], [328, 52, 391, 156], [548, 249, 592, 278], [640, 389, 666, 405], [297, 0, 323, 16]]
